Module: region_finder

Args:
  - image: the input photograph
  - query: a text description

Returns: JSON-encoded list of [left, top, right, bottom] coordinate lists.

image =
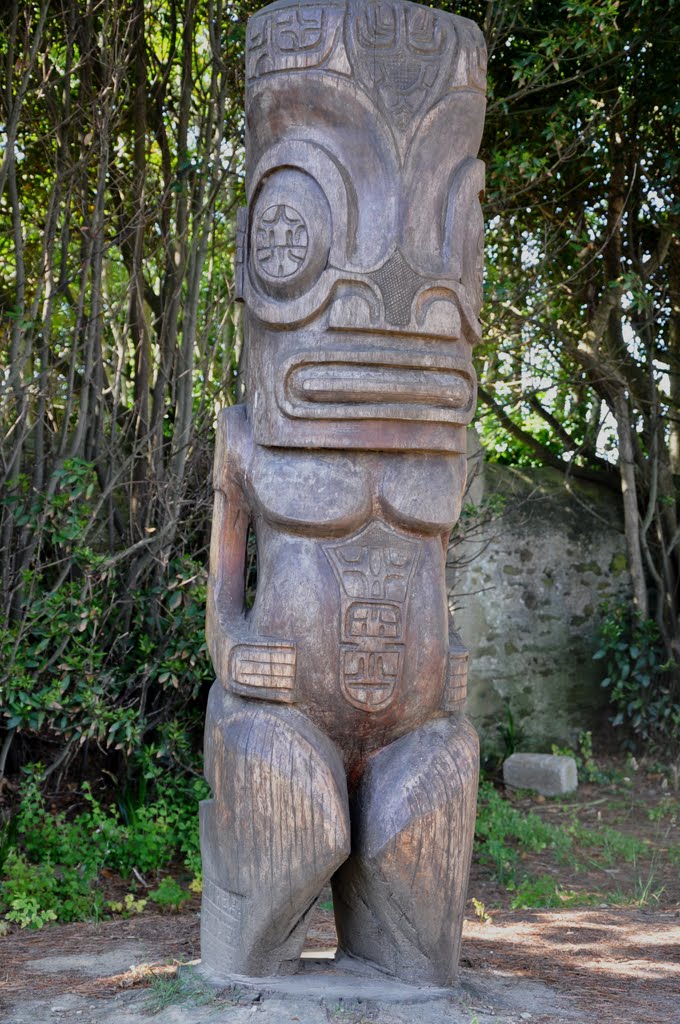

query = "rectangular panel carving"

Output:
[[230, 642, 297, 702]]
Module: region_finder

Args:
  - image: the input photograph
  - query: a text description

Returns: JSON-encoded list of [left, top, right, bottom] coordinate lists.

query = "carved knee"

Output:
[[201, 684, 350, 979], [333, 715, 479, 986]]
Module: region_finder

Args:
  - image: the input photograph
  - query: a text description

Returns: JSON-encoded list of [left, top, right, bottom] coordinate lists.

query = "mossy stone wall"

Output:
[[450, 451, 631, 750]]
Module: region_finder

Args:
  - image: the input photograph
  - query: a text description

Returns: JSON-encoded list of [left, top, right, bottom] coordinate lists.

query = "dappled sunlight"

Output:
[[462, 907, 680, 1019]]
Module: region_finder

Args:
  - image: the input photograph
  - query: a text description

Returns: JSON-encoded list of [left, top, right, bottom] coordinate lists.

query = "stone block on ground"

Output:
[[503, 753, 578, 796]]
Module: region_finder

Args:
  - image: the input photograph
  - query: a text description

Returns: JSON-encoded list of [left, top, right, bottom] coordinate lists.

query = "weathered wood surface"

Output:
[[202, 0, 486, 987]]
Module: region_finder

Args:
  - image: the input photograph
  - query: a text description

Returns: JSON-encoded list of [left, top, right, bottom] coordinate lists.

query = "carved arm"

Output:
[[206, 407, 297, 702]]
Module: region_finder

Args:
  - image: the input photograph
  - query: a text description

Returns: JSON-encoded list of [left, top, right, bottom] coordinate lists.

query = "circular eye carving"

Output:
[[250, 168, 330, 299], [255, 205, 309, 280]]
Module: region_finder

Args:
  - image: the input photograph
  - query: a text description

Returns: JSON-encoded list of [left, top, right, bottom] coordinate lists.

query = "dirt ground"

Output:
[[1, 765, 679, 1024], [1, 900, 679, 1024]]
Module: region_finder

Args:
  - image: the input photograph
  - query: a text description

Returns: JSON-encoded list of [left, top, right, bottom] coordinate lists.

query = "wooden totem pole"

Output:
[[202, 0, 486, 987]]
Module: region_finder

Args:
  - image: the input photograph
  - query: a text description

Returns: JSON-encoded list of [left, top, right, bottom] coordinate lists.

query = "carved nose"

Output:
[[367, 249, 428, 327]]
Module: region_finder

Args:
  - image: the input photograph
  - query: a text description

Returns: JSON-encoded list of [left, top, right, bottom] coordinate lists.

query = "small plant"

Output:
[[149, 877, 191, 911], [498, 703, 526, 760], [551, 730, 613, 785], [647, 798, 678, 823], [471, 897, 493, 924], [107, 893, 148, 917], [5, 893, 58, 929]]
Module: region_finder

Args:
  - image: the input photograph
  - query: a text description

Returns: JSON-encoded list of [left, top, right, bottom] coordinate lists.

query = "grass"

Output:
[[144, 968, 240, 1014], [473, 764, 679, 911]]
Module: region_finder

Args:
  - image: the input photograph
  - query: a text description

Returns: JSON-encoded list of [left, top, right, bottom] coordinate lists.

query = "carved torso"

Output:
[[214, 406, 466, 765]]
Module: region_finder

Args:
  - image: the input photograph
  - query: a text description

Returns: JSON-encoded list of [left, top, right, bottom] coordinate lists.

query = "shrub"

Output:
[[0, 460, 213, 782], [0, 761, 208, 928], [594, 603, 680, 752]]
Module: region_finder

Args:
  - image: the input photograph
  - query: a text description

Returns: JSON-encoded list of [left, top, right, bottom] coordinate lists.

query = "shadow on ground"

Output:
[[1, 904, 679, 1024]]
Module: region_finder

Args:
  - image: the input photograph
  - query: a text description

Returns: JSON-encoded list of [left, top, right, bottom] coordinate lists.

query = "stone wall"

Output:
[[449, 444, 632, 750]]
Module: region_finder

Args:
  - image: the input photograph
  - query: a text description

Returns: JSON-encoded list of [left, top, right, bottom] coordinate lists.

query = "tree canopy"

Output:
[[1, 0, 678, 779]]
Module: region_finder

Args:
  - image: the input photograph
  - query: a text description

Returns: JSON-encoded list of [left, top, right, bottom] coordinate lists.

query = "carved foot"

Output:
[[332, 715, 479, 986], [200, 684, 350, 979]]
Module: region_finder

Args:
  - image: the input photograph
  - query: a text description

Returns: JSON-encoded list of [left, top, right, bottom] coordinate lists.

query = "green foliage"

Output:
[[107, 893, 148, 917], [0, 459, 213, 772], [647, 798, 678, 824], [551, 731, 614, 785], [475, 774, 671, 910], [149, 877, 191, 912], [1, 0, 254, 784], [570, 824, 649, 867], [0, 762, 207, 928], [475, 780, 570, 884], [149, 876, 191, 909], [594, 604, 680, 751], [507, 874, 585, 911]]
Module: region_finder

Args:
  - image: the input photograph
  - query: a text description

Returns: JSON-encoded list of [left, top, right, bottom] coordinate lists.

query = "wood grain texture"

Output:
[[201, 685, 350, 977], [202, 0, 486, 986], [332, 716, 479, 985]]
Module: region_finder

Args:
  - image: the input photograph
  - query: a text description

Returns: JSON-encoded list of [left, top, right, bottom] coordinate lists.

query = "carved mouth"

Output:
[[279, 349, 476, 425], [290, 364, 470, 409]]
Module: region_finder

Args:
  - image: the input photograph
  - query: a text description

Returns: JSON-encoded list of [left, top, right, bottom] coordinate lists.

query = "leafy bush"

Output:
[[0, 761, 208, 928], [594, 603, 680, 752], [0, 460, 213, 781]]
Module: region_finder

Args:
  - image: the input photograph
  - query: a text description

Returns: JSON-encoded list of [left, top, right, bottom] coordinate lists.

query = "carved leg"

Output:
[[200, 684, 350, 979], [332, 715, 479, 987]]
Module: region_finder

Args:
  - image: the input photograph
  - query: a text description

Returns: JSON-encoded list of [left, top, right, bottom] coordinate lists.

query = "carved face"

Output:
[[239, 0, 487, 452]]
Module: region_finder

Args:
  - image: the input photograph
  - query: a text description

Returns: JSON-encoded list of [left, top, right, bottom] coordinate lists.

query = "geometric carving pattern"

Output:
[[201, 878, 244, 950], [324, 522, 419, 711], [255, 205, 309, 279], [247, 5, 349, 80], [368, 248, 428, 326], [442, 633, 468, 712], [348, 0, 453, 131], [230, 642, 297, 703], [235, 206, 247, 301]]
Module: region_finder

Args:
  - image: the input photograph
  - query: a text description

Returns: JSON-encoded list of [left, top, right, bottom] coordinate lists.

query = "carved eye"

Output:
[[250, 168, 331, 299]]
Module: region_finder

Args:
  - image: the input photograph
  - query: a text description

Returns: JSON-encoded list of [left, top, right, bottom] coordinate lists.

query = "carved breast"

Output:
[[249, 446, 371, 531], [248, 447, 465, 534]]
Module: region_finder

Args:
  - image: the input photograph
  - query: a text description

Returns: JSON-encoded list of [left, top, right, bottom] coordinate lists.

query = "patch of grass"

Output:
[[507, 873, 596, 910], [475, 780, 571, 884], [567, 822, 650, 867], [607, 866, 665, 908], [647, 797, 679, 823], [475, 767, 676, 910], [144, 969, 237, 1014]]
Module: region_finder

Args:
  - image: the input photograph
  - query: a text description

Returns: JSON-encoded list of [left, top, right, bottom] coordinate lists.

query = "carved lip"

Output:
[[290, 364, 470, 409], [279, 349, 476, 425]]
